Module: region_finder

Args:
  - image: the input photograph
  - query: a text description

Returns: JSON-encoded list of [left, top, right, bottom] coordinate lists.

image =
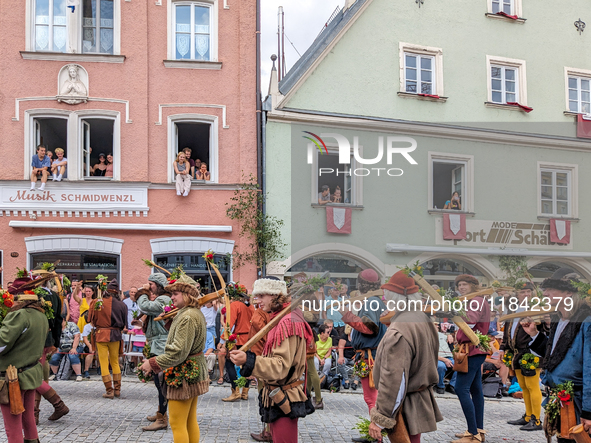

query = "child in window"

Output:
[[443, 191, 462, 210], [196, 162, 210, 181], [51, 147, 68, 181], [174, 151, 192, 196], [331, 186, 342, 203]]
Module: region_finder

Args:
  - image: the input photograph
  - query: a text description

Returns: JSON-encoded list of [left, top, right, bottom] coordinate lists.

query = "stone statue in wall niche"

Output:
[[57, 64, 89, 105]]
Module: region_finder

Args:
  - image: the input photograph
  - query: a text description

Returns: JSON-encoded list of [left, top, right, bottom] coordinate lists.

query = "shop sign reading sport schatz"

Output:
[[435, 218, 572, 249]]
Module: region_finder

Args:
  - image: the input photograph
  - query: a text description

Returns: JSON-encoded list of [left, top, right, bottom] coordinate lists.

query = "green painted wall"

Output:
[[285, 0, 590, 133]]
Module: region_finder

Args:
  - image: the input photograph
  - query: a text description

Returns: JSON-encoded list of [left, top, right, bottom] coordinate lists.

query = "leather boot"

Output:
[[507, 414, 527, 426], [221, 388, 241, 402], [113, 373, 122, 398], [241, 387, 249, 400], [451, 433, 482, 443], [34, 392, 41, 425], [250, 429, 273, 442], [43, 388, 70, 421], [146, 411, 159, 422], [142, 412, 168, 431], [102, 375, 114, 399], [454, 429, 487, 442], [24, 440, 40, 443]]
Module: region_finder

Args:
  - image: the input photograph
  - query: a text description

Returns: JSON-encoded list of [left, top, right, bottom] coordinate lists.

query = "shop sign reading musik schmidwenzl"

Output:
[[0, 184, 149, 214], [435, 218, 573, 250]]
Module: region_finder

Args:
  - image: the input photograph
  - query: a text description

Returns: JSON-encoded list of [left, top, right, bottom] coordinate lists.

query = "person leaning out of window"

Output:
[[195, 163, 210, 181], [444, 191, 462, 210], [174, 151, 192, 197], [318, 185, 331, 205]]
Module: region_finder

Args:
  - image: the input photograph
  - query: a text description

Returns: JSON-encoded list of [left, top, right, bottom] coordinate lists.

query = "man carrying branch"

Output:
[[230, 278, 315, 443]]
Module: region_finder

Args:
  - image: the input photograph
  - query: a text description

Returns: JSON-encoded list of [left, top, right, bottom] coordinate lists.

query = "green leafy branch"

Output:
[[226, 174, 287, 269]]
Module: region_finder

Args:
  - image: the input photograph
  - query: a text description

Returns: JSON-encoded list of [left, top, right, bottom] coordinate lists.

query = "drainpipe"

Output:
[[256, 0, 262, 277]]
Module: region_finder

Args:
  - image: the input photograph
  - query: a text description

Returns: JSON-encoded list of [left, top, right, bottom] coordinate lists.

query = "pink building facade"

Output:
[[0, 0, 258, 291]]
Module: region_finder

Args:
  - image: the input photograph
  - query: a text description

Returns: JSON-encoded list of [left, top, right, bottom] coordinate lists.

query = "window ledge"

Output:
[[20, 51, 125, 64], [311, 204, 364, 210], [563, 111, 590, 118], [484, 101, 529, 112], [163, 60, 222, 70], [149, 183, 241, 191], [485, 13, 526, 24], [537, 215, 580, 222], [428, 209, 476, 217], [397, 92, 447, 102], [83, 177, 114, 181]]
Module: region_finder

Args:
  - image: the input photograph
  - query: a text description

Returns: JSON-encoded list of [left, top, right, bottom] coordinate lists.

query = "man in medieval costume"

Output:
[[230, 278, 315, 443], [341, 268, 388, 443], [500, 282, 544, 431], [521, 267, 591, 442], [6, 277, 69, 425], [368, 270, 442, 443]]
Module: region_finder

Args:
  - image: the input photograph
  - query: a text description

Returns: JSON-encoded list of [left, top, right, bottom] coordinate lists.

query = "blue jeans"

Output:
[[455, 353, 486, 435], [49, 348, 81, 366], [437, 358, 457, 389]]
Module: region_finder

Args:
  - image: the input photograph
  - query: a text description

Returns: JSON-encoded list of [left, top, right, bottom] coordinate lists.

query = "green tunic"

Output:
[[0, 307, 49, 391], [154, 306, 208, 400]]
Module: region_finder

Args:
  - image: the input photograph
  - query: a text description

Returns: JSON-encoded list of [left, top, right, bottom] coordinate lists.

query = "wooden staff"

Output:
[[409, 272, 480, 345], [569, 424, 591, 443], [499, 307, 558, 322], [240, 271, 330, 353]]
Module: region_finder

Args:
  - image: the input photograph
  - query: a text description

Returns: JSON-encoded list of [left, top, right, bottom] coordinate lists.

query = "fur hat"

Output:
[[381, 271, 420, 295], [165, 273, 200, 299], [358, 269, 380, 283], [540, 267, 580, 293], [252, 278, 287, 296], [148, 272, 168, 289], [454, 274, 479, 287]]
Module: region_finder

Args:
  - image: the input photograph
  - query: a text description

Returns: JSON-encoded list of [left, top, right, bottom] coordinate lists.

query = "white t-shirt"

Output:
[[551, 319, 570, 354], [200, 305, 216, 329], [52, 158, 68, 178], [82, 323, 94, 338]]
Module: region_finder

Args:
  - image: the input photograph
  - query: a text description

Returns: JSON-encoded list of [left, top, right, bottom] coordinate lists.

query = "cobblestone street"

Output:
[[4, 379, 544, 442]]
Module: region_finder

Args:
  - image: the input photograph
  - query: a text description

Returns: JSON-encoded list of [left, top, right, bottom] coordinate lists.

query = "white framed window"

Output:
[[492, 0, 512, 14], [167, 114, 219, 183], [491, 65, 518, 104], [488, 0, 522, 16], [27, 0, 120, 55], [309, 146, 363, 207], [82, 0, 115, 54], [25, 109, 121, 181], [33, 0, 68, 52], [169, 0, 218, 62], [404, 53, 435, 95], [565, 68, 591, 114], [428, 152, 474, 212], [399, 42, 444, 97], [537, 162, 578, 218], [486, 56, 527, 105]]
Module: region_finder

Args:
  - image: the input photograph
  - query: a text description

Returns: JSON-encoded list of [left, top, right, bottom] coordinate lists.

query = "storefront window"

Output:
[[154, 253, 229, 293], [528, 261, 588, 282], [31, 252, 119, 284]]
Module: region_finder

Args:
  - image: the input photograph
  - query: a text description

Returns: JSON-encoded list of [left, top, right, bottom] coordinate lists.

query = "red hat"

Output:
[[381, 271, 419, 295], [454, 274, 479, 286], [358, 269, 380, 283], [8, 277, 33, 295]]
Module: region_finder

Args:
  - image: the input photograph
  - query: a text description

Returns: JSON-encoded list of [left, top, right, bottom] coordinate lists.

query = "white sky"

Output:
[[260, 0, 344, 95]]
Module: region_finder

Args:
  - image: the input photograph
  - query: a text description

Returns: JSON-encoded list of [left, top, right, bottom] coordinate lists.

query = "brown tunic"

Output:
[[248, 308, 269, 356], [88, 296, 128, 343], [370, 310, 443, 436]]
